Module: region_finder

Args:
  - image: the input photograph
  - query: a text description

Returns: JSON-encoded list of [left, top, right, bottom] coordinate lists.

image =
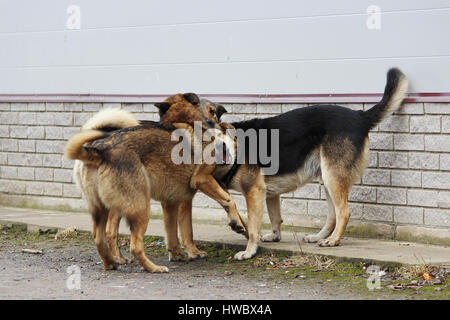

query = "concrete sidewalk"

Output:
[[1, 205, 449, 266]]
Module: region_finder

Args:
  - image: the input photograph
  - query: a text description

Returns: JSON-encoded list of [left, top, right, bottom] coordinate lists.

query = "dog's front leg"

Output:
[[234, 175, 266, 260], [178, 200, 208, 260], [261, 195, 283, 242], [161, 201, 185, 261], [191, 174, 248, 238]]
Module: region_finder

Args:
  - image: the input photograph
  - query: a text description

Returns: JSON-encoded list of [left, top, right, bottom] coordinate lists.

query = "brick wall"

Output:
[[0, 101, 449, 241]]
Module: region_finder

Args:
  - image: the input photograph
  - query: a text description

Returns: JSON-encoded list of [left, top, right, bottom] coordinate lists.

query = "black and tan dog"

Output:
[[66, 93, 251, 272], [146, 69, 408, 258], [227, 68, 408, 247]]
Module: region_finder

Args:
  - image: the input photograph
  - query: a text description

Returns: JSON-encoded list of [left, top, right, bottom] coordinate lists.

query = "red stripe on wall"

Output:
[[0, 93, 449, 104]]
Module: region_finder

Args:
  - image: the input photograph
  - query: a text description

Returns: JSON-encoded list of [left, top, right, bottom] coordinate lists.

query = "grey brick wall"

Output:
[[0, 101, 449, 236]]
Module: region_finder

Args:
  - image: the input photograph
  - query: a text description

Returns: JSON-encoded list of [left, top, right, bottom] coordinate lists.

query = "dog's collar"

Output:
[[218, 161, 241, 189]]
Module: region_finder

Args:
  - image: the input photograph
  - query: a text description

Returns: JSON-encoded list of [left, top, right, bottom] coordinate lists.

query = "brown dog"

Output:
[[179, 99, 266, 260], [66, 93, 248, 272], [94, 98, 267, 261]]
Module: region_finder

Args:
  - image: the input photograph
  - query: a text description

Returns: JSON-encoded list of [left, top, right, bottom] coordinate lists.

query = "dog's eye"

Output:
[[209, 109, 216, 116]]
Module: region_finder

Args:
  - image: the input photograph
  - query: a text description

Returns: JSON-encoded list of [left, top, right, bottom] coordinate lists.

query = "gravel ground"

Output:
[[0, 227, 447, 300], [0, 244, 355, 300]]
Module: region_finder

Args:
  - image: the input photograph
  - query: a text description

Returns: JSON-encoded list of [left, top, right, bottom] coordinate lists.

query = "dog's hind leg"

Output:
[[303, 187, 336, 243], [161, 201, 185, 262], [106, 212, 131, 264], [314, 138, 368, 247], [178, 200, 208, 260], [317, 184, 349, 247], [91, 206, 118, 270], [128, 208, 169, 273], [261, 195, 282, 242]]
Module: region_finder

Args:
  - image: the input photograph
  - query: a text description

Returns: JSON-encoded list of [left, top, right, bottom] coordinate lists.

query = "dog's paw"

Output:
[[169, 252, 186, 262], [317, 238, 340, 247], [228, 220, 246, 234], [187, 250, 208, 261], [261, 232, 281, 242], [234, 250, 256, 261], [114, 256, 132, 265], [167, 246, 186, 262], [152, 265, 169, 273], [303, 234, 321, 243], [102, 261, 118, 270]]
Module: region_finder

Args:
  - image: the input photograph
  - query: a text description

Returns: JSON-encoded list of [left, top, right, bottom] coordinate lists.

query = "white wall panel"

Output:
[[1, 57, 448, 95], [0, 0, 449, 95]]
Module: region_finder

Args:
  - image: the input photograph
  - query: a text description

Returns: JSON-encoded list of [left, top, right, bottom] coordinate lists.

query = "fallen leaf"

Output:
[[422, 273, 432, 280]]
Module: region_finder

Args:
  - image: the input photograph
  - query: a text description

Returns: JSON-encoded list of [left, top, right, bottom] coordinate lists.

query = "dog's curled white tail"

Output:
[[64, 130, 105, 164], [72, 109, 141, 195], [81, 108, 139, 131]]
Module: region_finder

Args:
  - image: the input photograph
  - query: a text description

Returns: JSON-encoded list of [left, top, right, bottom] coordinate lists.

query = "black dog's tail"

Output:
[[364, 68, 408, 131]]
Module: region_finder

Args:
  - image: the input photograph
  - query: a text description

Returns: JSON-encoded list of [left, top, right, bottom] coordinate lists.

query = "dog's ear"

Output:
[[183, 93, 200, 105], [216, 105, 228, 120], [154, 102, 171, 115]]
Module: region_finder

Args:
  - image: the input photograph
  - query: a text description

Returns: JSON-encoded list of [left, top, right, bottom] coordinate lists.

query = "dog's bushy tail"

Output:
[[364, 68, 408, 131], [65, 130, 106, 165], [82, 108, 140, 131]]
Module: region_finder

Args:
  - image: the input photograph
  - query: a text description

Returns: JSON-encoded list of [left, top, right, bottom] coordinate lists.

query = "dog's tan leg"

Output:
[[191, 174, 247, 237], [106, 211, 131, 264], [128, 209, 169, 273], [178, 200, 208, 260], [91, 207, 117, 270], [303, 187, 336, 243], [317, 188, 349, 247], [234, 175, 265, 260], [316, 150, 352, 247], [161, 201, 185, 262], [316, 137, 369, 247], [261, 195, 282, 242]]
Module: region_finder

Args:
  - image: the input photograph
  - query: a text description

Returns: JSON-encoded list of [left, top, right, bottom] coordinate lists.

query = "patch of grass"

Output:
[[0, 224, 58, 248], [202, 242, 243, 264], [143, 235, 167, 256], [0, 200, 83, 213], [396, 231, 450, 247], [345, 224, 394, 240], [0, 224, 95, 250]]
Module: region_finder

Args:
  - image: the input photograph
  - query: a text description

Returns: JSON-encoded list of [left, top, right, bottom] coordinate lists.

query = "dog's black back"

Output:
[[231, 68, 407, 176], [232, 105, 369, 175]]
